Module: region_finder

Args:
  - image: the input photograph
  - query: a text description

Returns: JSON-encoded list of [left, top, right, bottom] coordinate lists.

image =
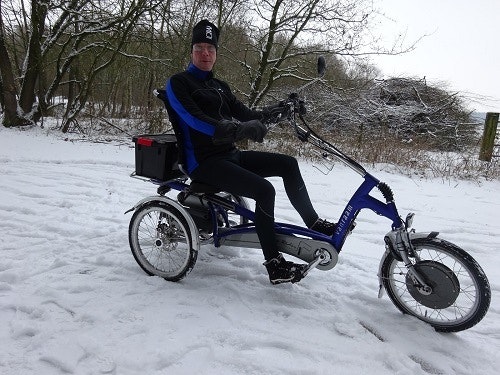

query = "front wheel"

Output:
[[381, 237, 490, 332]]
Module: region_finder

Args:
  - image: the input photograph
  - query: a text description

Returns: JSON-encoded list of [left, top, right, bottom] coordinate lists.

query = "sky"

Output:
[[0, 124, 499, 374], [371, 0, 500, 113]]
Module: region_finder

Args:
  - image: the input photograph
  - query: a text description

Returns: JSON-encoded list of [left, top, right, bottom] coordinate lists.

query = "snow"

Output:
[[1, 125, 499, 375]]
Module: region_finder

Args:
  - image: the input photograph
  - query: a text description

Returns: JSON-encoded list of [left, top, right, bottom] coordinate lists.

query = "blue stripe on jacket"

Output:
[[166, 72, 217, 174]]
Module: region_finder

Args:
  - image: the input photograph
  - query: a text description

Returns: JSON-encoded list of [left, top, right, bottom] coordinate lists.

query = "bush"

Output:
[[251, 121, 499, 181], [303, 77, 477, 152]]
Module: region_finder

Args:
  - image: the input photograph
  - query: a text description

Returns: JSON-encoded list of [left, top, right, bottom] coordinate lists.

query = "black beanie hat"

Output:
[[191, 20, 219, 48]]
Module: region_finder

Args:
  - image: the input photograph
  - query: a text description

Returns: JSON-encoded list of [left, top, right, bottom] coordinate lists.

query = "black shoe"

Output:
[[310, 218, 336, 236], [263, 253, 307, 285]]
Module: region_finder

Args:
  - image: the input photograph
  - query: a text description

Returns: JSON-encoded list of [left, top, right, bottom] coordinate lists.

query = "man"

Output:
[[165, 20, 335, 284]]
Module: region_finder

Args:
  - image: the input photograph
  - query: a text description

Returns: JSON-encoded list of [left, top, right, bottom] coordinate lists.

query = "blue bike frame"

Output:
[[158, 112, 405, 256]]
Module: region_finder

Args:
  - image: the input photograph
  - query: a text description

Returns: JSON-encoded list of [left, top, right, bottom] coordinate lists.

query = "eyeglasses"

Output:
[[193, 44, 217, 53]]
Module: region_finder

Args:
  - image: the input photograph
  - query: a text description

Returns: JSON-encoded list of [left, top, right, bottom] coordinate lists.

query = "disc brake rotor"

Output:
[[406, 260, 460, 309]]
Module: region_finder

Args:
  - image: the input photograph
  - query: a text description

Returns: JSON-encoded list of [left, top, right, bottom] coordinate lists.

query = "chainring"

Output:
[[406, 260, 460, 309]]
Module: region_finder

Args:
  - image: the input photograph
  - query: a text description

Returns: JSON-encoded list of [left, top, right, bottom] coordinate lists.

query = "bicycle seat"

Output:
[[189, 180, 221, 194]]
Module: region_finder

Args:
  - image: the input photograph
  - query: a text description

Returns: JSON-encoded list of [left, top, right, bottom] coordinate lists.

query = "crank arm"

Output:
[[300, 250, 327, 278]]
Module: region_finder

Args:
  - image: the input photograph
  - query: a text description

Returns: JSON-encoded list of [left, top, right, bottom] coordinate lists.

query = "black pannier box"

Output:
[[132, 134, 184, 180]]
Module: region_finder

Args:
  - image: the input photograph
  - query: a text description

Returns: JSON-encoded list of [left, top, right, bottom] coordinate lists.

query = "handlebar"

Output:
[[281, 92, 367, 177]]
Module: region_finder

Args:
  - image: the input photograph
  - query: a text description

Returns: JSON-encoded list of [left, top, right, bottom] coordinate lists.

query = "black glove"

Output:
[[213, 119, 267, 144], [213, 119, 238, 145], [235, 120, 268, 143], [296, 100, 306, 116], [263, 102, 289, 124], [287, 93, 306, 116]]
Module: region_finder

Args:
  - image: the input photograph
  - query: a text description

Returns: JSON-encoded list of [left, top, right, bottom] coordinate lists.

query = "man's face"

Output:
[[191, 43, 217, 71]]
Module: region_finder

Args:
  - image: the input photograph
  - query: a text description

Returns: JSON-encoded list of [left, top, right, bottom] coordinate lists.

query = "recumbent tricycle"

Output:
[[126, 58, 490, 332]]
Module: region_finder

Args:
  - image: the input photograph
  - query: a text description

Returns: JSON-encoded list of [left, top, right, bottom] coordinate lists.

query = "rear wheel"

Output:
[[381, 237, 490, 332], [129, 201, 197, 281]]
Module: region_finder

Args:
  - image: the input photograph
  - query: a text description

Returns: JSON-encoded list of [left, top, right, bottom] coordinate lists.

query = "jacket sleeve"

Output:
[[219, 80, 287, 124], [217, 80, 265, 122]]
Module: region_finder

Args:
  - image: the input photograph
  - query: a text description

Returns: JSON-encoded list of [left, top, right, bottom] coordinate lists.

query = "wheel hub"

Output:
[[406, 260, 460, 309]]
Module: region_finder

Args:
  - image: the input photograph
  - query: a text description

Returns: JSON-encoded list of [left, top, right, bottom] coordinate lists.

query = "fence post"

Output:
[[479, 112, 499, 161]]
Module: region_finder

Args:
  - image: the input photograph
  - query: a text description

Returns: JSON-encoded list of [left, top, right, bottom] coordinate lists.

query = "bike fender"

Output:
[[377, 231, 440, 298], [126, 195, 200, 252]]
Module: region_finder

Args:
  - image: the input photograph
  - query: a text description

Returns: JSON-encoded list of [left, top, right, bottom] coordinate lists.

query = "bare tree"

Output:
[[0, 0, 420, 132], [0, 0, 158, 129], [219, 0, 412, 108]]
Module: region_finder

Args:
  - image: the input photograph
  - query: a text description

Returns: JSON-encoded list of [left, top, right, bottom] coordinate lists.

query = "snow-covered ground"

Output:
[[1, 125, 499, 375]]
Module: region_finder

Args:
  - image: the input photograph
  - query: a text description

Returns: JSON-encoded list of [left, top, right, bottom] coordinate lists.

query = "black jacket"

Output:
[[166, 63, 273, 174]]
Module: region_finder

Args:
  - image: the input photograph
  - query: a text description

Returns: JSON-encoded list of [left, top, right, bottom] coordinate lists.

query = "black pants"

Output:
[[190, 149, 319, 260]]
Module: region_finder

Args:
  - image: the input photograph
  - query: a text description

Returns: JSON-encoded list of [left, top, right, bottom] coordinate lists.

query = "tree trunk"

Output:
[[62, 66, 78, 133], [19, 1, 47, 119], [0, 0, 26, 127]]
